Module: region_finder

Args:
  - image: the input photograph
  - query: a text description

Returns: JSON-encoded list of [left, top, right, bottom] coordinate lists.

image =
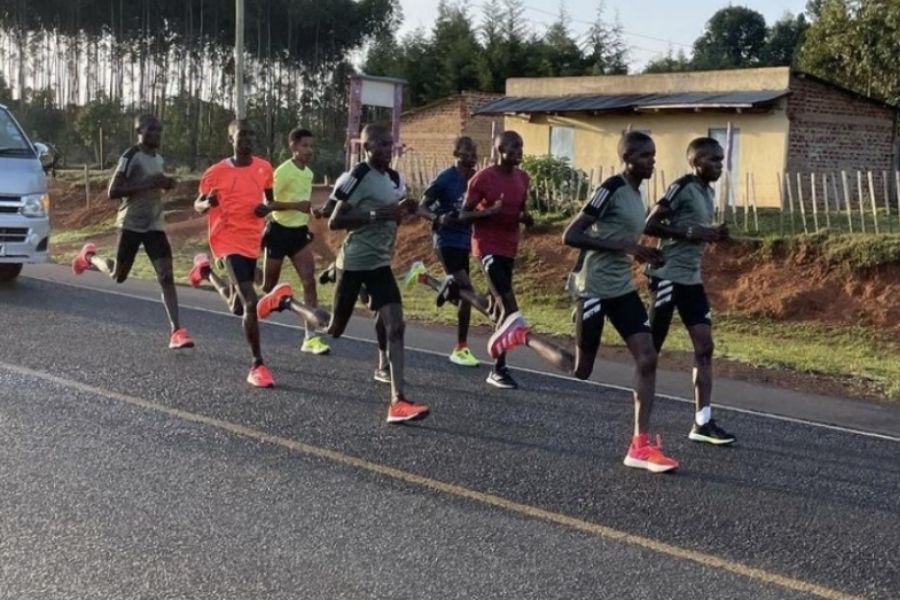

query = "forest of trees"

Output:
[[0, 0, 897, 175]]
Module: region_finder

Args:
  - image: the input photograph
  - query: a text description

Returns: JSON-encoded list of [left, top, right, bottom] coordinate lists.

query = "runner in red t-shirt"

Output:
[[461, 131, 573, 389], [187, 120, 278, 388]]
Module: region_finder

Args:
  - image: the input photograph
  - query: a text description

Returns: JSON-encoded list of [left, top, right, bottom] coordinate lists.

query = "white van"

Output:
[[0, 103, 51, 282]]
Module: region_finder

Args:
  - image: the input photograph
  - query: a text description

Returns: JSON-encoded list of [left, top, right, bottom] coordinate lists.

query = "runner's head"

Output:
[[453, 136, 478, 171], [495, 131, 523, 168], [686, 137, 724, 183], [362, 124, 393, 170], [228, 119, 255, 158], [619, 131, 655, 181], [288, 127, 314, 166], [135, 114, 162, 150]]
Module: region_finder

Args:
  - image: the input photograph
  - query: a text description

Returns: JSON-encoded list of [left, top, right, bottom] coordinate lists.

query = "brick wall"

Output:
[[786, 73, 897, 175], [400, 92, 501, 164]]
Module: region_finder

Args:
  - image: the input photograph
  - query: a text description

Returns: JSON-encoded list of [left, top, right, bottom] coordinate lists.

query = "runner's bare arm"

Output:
[[108, 171, 174, 200], [645, 202, 724, 243], [458, 193, 504, 224], [328, 200, 400, 231]]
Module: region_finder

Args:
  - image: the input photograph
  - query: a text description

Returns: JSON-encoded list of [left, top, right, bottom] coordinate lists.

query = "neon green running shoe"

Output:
[[402, 260, 429, 289], [449, 346, 480, 367], [301, 335, 331, 355]]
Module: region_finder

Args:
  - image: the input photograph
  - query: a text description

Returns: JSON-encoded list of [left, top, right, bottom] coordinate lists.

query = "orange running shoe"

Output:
[[623, 433, 679, 473], [168, 328, 195, 349], [71, 242, 97, 275], [247, 364, 275, 388], [257, 283, 293, 319], [386, 397, 430, 424], [188, 253, 211, 288]]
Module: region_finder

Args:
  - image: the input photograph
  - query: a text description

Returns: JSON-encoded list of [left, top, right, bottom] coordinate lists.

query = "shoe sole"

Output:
[[485, 375, 517, 389], [449, 355, 479, 367], [301, 347, 331, 355], [373, 374, 391, 384], [487, 312, 525, 358], [623, 456, 678, 473], [247, 378, 275, 388], [386, 408, 430, 424], [168, 342, 195, 350], [688, 432, 736, 445]]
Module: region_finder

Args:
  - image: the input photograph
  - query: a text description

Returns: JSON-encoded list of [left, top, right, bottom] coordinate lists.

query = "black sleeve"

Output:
[[582, 176, 626, 218], [656, 175, 693, 209], [333, 163, 371, 202]]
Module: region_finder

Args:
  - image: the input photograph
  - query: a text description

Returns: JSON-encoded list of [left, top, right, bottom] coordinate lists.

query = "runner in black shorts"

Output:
[[563, 131, 678, 473], [260, 127, 330, 355], [645, 137, 734, 445], [189, 120, 278, 388], [71, 114, 193, 350], [326, 124, 429, 423], [461, 131, 574, 389], [413, 136, 491, 367]]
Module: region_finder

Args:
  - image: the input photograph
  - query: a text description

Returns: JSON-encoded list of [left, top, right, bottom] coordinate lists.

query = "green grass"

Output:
[[50, 219, 117, 244], [728, 207, 900, 238]]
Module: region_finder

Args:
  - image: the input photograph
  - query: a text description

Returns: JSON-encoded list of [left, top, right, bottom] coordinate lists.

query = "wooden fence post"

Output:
[[822, 173, 831, 229], [84, 164, 90, 208], [777, 172, 785, 237], [785, 172, 796, 235], [882, 170, 892, 233], [750, 172, 759, 232], [796, 172, 809, 234], [841, 171, 853, 233], [743, 172, 750, 232], [856, 171, 867, 233], [810, 172, 819, 231], [867, 171, 879, 234]]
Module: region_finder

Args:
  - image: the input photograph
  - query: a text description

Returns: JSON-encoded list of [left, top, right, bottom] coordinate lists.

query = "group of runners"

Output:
[[72, 113, 735, 474]]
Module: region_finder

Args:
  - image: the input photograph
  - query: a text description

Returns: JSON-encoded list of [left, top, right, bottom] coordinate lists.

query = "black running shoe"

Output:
[[318, 264, 337, 285], [688, 419, 736, 445], [435, 276, 460, 308], [486, 367, 518, 389]]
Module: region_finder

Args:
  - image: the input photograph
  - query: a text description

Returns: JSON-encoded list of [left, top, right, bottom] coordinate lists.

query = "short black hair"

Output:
[[228, 119, 254, 136], [617, 131, 653, 160], [362, 123, 391, 144], [289, 128, 314, 143], [453, 136, 476, 155], [686, 137, 723, 162], [134, 113, 159, 132], [494, 130, 522, 152]]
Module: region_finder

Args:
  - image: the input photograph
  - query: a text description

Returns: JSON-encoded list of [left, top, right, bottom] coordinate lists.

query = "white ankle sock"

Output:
[[696, 406, 712, 426]]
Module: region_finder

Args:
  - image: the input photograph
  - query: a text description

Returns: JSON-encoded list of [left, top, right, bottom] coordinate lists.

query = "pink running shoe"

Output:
[[257, 283, 293, 319], [188, 253, 211, 288], [247, 364, 275, 388], [487, 311, 529, 359], [168, 328, 195, 349], [623, 433, 679, 473], [71, 243, 97, 275]]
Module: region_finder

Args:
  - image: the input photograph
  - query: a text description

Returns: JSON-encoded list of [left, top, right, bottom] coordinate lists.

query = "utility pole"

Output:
[[234, 0, 246, 119]]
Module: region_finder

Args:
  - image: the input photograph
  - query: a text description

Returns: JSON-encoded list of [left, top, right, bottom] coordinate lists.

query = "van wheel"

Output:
[[0, 264, 23, 282]]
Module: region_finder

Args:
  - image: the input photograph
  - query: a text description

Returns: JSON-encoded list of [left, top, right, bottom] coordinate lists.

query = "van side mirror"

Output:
[[34, 143, 56, 173]]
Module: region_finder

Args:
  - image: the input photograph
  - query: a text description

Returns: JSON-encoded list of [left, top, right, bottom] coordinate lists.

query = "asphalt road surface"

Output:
[[1, 273, 898, 599]]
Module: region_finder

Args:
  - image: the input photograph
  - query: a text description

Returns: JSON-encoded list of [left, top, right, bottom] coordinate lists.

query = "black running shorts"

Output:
[[223, 254, 258, 285], [479, 254, 514, 298], [647, 277, 711, 328], [114, 229, 172, 282], [263, 222, 313, 261], [576, 291, 651, 356], [436, 246, 470, 276], [334, 266, 402, 316]]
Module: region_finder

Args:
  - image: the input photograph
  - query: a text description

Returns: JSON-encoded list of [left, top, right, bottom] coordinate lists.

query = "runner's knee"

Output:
[[635, 348, 658, 376], [694, 339, 714, 365]]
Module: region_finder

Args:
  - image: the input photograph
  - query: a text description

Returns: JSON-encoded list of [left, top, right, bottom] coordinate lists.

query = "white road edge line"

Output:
[[22, 275, 900, 443]]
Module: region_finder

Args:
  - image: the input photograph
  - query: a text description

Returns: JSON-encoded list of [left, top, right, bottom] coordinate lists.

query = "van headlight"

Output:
[[20, 193, 49, 218]]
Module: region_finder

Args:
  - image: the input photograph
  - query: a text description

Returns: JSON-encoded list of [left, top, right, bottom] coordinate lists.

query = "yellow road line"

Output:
[[0, 360, 862, 600]]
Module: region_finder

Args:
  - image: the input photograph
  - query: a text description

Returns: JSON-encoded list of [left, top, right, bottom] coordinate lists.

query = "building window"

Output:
[[549, 126, 575, 163]]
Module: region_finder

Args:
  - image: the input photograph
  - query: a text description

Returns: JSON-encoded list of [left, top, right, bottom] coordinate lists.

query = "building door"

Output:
[[709, 127, 741, 211]]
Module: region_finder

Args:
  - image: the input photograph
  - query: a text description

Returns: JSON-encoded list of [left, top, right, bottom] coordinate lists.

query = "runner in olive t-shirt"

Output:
[[71, 114, 193, 350], [645, 137, 734, 446], [563, 131, 678, 473]]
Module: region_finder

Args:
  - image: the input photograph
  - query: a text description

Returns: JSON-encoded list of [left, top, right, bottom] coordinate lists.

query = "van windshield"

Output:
[[0, 109, 34, 155]]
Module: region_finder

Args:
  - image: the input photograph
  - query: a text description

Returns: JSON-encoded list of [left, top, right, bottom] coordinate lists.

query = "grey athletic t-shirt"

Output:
[[114, 145, 166, 232], [646, 175, 714, 285], [334, 162, 404, 271], [571, 174, 647, 299]]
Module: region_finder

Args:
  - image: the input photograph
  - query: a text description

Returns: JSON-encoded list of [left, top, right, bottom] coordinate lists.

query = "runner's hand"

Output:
[[691, 226, 723, 243], [519, 211, 534, 228], [715, 223, 730, 242], [254, 203, 271, 217], [374, 205, 402, 223], [400, 197, 418, 215], [485, 194, 504, 215], [437, 212, 460, 228], [631, 244, 665, 267], [159, 175, 177, 190], [206, 192, 218, 207]]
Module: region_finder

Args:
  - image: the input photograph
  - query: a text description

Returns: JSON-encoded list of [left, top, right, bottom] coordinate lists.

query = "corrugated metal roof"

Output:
[[474, 90, 790, 115]]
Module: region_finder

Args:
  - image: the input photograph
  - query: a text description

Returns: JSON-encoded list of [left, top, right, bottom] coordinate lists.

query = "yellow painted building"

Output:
[[476, 67, 898, 208]]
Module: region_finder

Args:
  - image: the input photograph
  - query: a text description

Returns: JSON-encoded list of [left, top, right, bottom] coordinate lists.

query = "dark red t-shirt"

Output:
[[465, 166, 530, 258]]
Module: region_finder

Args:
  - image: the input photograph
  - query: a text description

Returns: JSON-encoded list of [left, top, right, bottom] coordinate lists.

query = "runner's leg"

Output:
[[225, 255, 263, 365], [144, 232, 180, 332]]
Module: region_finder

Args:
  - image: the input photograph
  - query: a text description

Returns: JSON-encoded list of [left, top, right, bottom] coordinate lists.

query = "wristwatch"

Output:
[[369, 210, 376, 222]]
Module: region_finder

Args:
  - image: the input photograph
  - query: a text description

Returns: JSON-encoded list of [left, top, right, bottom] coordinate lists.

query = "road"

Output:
[[1, 268, 898, 599]]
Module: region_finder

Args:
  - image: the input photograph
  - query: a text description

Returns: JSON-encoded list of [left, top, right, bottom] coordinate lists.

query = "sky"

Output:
[[396, 0, 810, 71]]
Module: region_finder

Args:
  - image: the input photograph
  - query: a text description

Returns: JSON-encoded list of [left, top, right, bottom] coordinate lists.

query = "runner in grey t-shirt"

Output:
[[645, 137, 734, 446], [563, 131, 678, 473], [71, 114, 193, 350]]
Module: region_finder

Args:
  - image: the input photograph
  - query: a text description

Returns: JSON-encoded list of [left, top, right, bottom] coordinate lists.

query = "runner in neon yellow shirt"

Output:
[[261, 128, 330, 355]]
